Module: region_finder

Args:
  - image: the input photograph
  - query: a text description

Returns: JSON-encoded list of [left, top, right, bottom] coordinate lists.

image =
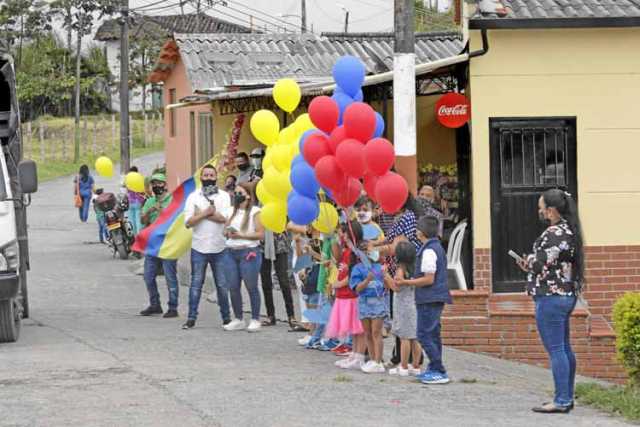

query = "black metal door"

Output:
[[489, 118, 577, 293]]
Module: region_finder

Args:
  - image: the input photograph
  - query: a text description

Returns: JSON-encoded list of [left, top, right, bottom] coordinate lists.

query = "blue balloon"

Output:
[[333, 55, 366, 98], [288, 193, 320, 225], [298, 129, 321, 153], [373, 112, 385, 138], [291, 154, 306, 170], [290, 161, 320, 199], [331, 92, 354, 126], [335, 86, 363, 102]]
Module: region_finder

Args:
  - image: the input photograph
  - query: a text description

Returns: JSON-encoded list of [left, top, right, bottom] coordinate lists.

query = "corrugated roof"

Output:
[[471, 0, 640, 20], [94, 13, 251, 42], [172, 32, 464, 92]]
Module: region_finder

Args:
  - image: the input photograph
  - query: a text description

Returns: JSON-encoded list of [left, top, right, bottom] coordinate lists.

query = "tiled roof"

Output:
[[170, 32, 463, 92], [471, 0, 640, 23], [94, 13, 251, 41]]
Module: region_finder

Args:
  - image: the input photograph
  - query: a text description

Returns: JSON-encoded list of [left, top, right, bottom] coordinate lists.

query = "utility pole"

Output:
[[344, 11, 349, 33], [119, 0, 131, 175], [393, 0, 417, 194], [301, 0, 307, 33]]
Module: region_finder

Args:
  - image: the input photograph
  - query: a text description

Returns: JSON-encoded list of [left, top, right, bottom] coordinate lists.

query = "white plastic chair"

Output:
[[446, 220, 468, 290]]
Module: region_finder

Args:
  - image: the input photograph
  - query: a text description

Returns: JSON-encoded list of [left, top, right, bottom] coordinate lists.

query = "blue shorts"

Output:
[[303, 292, 320, 306], [358, 296, 386, 320]]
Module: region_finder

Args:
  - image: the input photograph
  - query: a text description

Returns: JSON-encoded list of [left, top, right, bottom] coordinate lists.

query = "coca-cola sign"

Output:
[[435, 93, 470, 128]]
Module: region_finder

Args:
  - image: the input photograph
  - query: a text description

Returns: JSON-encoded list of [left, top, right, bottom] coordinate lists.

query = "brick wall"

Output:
[[584, 245, 640, 321], [473, 248, 491, 291]]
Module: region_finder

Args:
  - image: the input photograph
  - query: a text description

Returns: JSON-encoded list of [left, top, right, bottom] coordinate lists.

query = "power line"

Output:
[[224, 0, 301, 31], [192, 1, 293, 32], [131, 0, 177, 11]]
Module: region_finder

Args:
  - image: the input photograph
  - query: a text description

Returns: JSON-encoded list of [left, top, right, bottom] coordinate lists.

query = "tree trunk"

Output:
[[66, 6, 73, 116], [74, 29, 82, 163], [18, 14, 24, 68]]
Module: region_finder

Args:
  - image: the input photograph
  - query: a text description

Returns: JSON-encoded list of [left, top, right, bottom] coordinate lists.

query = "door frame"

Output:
[[489, 116, 578, 293]]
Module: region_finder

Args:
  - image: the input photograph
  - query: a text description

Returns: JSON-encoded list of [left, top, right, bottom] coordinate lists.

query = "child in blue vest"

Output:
[[395, 215, 452, 384]]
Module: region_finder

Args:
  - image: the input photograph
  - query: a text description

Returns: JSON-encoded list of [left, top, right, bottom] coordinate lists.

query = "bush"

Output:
[[612, 292, 640, 385]]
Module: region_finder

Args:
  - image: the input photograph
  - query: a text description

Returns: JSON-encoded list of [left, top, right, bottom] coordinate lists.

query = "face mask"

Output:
[[368, 250, 380, 263], [233, 192, 247, 206], [357, 212, 372, 223], [237, 163, 250, 171], [202, 180, 218, 196], [152, 186, 165, 196], [251, 158, 262, 169], [224, 183, 235, 192], [538, 211, 551, 227]]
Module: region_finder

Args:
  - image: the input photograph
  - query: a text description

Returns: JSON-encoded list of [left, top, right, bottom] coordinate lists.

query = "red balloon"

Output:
[[302, 133, 331, 167], [309, 96, 339, 134], [334, 177, 362, 207], [336, 139, 366, 179], [314, 155, 345, 191], [364, 137, 395, 176], [375, 172, 408, 214], [363, 172, 378, 202], [343, 102, 376, 142], [328, 125, 347, 154]]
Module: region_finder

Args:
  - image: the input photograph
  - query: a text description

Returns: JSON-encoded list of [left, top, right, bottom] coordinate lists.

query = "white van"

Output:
[[0, 54, 37, 342]]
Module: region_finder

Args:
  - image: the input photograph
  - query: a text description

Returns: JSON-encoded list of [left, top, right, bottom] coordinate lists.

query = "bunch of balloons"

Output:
[[300, 56, 409, 214]]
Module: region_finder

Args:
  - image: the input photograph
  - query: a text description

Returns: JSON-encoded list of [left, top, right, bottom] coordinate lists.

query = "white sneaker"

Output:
[[247, 319, 262, 332], [361, 361, 386, 374], [342, 356, 364, 370], [298, 335, 312, 346], [408, 365, 422, 376], [389, 366, 410, 377], [223, 318, 246, 331], [335, 357, 351, 368]]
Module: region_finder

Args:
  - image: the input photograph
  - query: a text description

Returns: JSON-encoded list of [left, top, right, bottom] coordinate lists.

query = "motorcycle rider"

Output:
[[139, 173, 179, 318]]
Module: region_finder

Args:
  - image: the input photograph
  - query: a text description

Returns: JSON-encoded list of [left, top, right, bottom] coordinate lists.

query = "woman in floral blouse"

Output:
[[517, 189, 584, 414]]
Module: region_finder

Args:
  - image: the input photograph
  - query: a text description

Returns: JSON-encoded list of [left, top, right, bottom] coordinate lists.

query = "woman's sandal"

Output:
[[531, 402, 572, 413], [261, 317, 277, 327], [288, 319, 308, 332]]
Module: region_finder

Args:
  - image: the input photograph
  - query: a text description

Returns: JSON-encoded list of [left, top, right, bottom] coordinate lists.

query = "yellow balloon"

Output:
[[273, 78, 301, 113], [260, 202, 287, 233], [250, 110, 280, 146], [277, 126, 296, 146], [263, 168, 292, 200], [95, 156, 113, 178], [271, 144, 292, 172], [295, 113, 315, 133], [313, 202, 339, 234], [262, 150, 274, 171], [255, 179, 277, 205], [125, 172, 145, 193]]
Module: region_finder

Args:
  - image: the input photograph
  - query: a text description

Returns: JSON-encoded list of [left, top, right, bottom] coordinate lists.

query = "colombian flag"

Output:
[[131, 177, 198, 260]]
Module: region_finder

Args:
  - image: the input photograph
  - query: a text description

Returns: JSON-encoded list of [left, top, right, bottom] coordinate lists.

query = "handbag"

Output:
[[74, 175, 83, 208]]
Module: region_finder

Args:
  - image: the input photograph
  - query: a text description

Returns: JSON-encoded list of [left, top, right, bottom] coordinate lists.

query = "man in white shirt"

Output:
[[181, 165, 241, 329]]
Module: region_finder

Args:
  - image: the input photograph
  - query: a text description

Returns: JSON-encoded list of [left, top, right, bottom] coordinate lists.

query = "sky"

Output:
[[124, 0, 451, 35]]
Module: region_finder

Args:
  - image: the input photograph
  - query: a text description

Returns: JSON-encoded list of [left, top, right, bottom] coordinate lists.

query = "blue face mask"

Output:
[[368, 250, 380, 263]]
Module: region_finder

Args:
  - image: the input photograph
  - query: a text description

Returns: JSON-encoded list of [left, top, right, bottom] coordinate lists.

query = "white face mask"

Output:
[[357, 211, 372, 223], [368, 250, 380, 262]]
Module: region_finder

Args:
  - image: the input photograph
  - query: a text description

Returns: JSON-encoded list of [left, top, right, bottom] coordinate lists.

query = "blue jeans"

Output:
[[129, 202, 143, 235], [535, 295, 578, 407], [224, 247, 262, 320], [143, 255, 179, 311], [79, 194, 91, 222], [416, 302, 446, 374], [97, 217, 108, 242], [189, 249, 241, 322]]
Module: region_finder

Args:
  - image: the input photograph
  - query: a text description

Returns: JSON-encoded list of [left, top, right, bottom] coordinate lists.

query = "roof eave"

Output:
[[469, 16, 640, 29]]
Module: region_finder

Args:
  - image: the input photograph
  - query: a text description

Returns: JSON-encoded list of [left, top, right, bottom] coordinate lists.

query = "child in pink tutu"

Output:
[[326, 220, 368, 370]]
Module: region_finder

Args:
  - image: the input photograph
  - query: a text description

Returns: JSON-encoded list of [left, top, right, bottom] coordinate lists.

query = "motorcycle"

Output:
[[95, 192, 135, 260]]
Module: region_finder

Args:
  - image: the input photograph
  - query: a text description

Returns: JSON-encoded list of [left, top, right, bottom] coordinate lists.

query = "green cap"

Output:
[[150, 173, 166, 183]]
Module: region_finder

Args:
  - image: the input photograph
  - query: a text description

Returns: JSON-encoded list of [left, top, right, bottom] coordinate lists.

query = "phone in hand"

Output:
[[508, 250, 525, 264]]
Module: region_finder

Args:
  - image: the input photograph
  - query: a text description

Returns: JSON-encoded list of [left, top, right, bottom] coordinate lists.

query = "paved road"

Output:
[[0, 153, 629, 427]]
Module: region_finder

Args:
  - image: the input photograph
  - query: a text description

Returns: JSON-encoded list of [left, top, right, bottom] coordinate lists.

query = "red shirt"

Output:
[[335, 249, 357, 299]]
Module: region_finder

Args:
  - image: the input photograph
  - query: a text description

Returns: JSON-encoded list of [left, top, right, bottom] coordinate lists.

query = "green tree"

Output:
[[414, 0, 457, 32], [0, 0, 52, 66], [129, 22, 164, 114]]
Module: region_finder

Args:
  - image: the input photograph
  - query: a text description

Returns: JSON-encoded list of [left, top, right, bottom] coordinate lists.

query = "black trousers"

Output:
[[260, 253, 295, 319]]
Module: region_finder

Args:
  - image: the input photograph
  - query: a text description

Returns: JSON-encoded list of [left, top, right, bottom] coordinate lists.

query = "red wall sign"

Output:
[[435, 93, 470, 128]]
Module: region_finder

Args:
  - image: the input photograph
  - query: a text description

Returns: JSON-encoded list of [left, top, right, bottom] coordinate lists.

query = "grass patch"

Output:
[[334, 374, 353, 383], [575, 382, 640, 422]]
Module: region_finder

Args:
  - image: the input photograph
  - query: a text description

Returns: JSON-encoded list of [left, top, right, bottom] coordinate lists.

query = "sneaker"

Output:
[[408, 365, 422, 376], [139, 305, 163, 316], [305, 337, 322, 349], [223, 318, 246, 331], [420, 371, 450, 384], [341, 356, 364, 370], [163, 310, 178, 318], [317, 339, 340, 351], [389, 366, 410, 377], [182, 319, 196, 329], [247, 319, 262, 332], [361, 361, 386, 374], [335, 357, 350, 368], [332, 345, 352, 356], [223, 319, 231, 326], [298, 335, 312, 346]]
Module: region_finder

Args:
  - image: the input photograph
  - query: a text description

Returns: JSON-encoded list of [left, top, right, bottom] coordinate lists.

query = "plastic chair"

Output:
[[446, 219, 468, 290]]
